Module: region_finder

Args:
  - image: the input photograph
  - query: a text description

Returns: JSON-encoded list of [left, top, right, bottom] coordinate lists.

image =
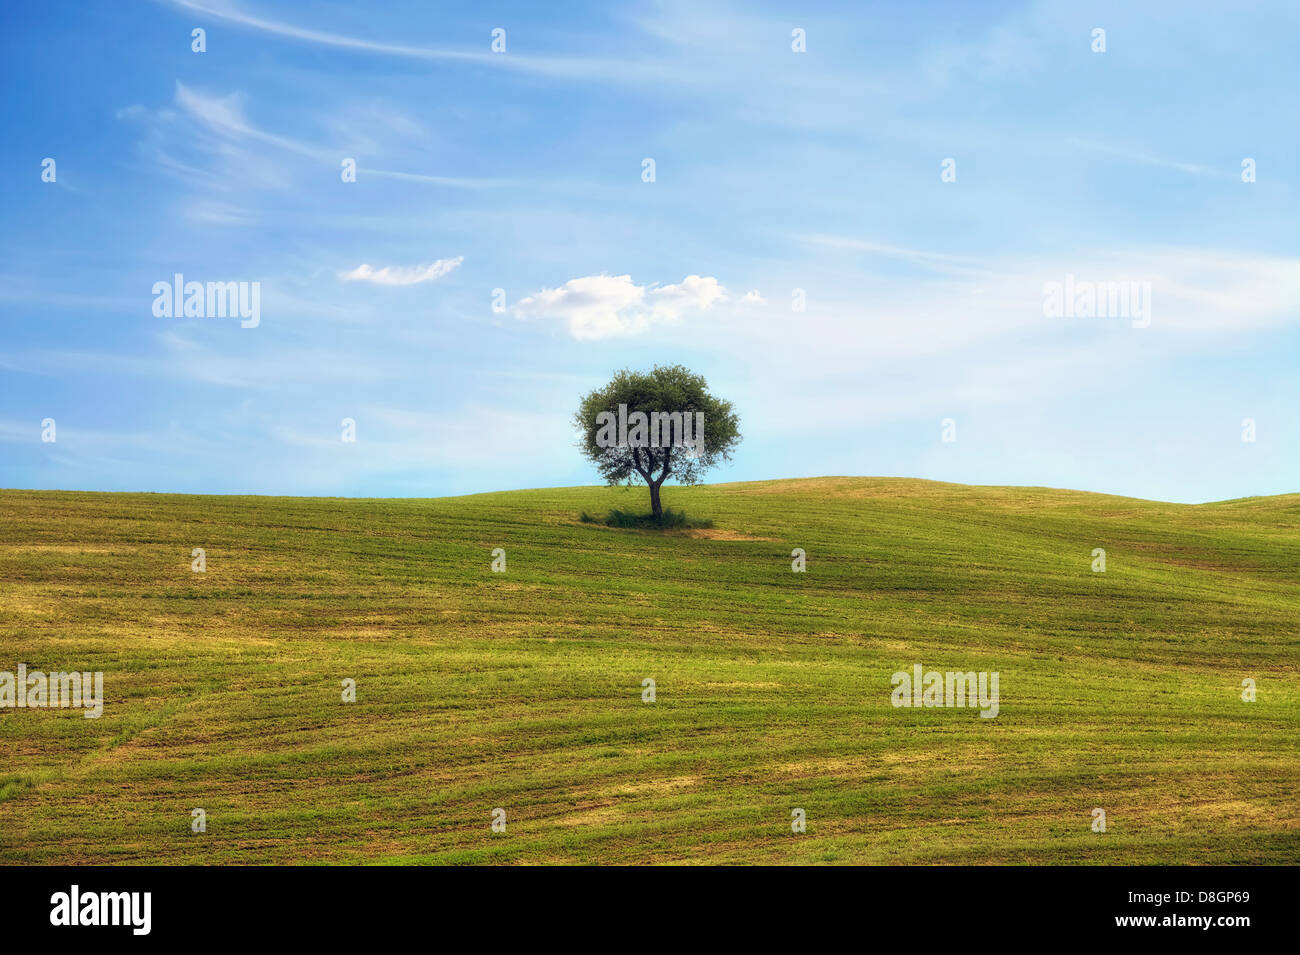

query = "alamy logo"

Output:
[[891, 664, 999, 718], [0, 665, 103, 718], [1042, 274, 1150, 328], [152, 273, 261, 328], [50, 885, 151, 935], [594, 403, 705, 455]]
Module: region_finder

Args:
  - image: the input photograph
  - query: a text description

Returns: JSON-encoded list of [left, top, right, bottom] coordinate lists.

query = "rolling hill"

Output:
[[0, 477, 1296, 864]]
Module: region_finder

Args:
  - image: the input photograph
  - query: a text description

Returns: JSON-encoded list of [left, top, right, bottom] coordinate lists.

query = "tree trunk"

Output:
[[648, 480, 663, 520]]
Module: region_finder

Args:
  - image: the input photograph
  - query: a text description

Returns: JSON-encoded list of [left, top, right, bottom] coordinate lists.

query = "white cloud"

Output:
[[163, 0, 693, 85], [125, 85, 508, 192], [513, 273, 728, 340], [739, 289, 766, 305], [361, 168, 520, 188], [185, 199, 259, 226], [1066, 138, 1225, 178], [650, 274, 727, 313], [174, 82, 327, 160], [174, 84, 247, 133], [340, 257, 463, 286], [788, 235, 1300, 339]]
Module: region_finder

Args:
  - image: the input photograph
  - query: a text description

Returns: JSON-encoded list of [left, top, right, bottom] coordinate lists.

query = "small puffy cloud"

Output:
[[739, 289, 766, 305], [340, 257, 463, 286], [513, 273, 727, 340], [650, 274, 727, 313], [513, 274, 645, 339]]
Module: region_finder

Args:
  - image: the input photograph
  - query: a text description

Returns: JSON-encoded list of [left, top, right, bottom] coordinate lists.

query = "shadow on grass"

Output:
[[579, 507, 714, 530]]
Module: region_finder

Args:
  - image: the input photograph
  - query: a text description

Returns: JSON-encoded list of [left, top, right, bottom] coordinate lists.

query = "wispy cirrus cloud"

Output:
[[788, 234, 1300, 343], [340, 257, 464, 286], [360, 168, 521, 189], [162, 0, 694, 85], [1066, 138, 1227, 178], [120, 83, 512, 192], [174, 83, 325, 160]]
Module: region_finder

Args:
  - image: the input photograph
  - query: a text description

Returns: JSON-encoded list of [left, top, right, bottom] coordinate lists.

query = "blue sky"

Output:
[[1, 0, 1296, 502]]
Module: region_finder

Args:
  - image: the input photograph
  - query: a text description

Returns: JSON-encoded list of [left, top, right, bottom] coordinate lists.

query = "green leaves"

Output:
[[574, 365, 741, 492]]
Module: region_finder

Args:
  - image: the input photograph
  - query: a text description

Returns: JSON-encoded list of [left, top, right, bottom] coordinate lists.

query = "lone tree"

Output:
[[574, 365, 741, 520]]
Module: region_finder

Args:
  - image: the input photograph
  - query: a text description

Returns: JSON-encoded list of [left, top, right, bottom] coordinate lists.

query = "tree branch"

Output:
[[657, 443, 673, 486]]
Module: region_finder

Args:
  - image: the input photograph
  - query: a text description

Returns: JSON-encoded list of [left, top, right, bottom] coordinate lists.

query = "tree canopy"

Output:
[[573, 365, 741, 518]]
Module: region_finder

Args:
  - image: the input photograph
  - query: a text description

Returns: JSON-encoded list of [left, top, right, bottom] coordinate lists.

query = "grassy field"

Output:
[[0, 477, 1296, 865]]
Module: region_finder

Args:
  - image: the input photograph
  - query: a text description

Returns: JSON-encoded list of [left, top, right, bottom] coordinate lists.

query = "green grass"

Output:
[[0, 476, 1296, 865]]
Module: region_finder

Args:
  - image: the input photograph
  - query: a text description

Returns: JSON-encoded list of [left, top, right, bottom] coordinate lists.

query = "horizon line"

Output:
[[1, 475, 1294, 508]]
